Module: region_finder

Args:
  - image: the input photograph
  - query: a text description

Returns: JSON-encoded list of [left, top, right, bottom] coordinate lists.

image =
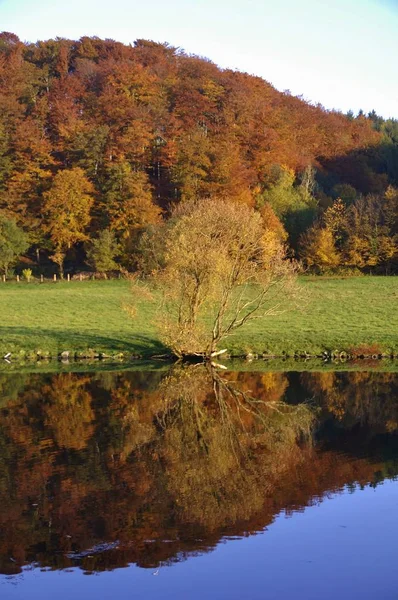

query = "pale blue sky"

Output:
[[1, 0, 397, 118]]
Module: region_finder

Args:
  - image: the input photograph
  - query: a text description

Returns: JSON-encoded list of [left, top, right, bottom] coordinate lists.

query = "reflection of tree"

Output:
[[302, 371, 398, 432], [155, 365, 314, 528], [43, 374, 95, 450], [0, 368, 396, 575], [106, 375, 159, 461], [0, 374, 29, 407]]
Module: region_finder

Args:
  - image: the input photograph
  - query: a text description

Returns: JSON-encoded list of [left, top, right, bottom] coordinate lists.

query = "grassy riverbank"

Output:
[[0, 276, 397, 358]]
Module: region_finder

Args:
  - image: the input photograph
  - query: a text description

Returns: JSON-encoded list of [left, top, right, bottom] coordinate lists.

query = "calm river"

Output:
[[0, 365, 397, 599]]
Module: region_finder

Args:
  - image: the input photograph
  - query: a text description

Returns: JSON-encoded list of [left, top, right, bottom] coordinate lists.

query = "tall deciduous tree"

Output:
[[43, 168, 94, 276], [104, 160, 161, 237], [299, 225, 340, 272], [0, 214, 29, 276], [86, 229, 120, 276], [344, 193, 397, 269], [258, 165, 318, 247]]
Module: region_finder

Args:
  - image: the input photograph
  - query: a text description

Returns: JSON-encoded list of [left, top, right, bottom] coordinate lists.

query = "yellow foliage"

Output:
[[43, 167, 95, 251], [300, 226, 340, 271]]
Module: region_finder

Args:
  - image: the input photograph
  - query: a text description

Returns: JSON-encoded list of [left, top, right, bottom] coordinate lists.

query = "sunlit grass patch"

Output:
[[0, 276, 396, 357]]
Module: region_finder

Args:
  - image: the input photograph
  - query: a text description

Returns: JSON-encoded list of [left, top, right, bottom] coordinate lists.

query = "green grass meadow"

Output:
[[0, 276, 397, 358]]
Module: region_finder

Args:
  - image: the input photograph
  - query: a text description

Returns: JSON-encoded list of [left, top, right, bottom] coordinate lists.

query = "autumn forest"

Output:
[[0, 31, 397, 277]]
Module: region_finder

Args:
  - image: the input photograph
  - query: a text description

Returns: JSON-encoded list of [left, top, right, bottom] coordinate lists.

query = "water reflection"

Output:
[[0, 367, 397, 576]]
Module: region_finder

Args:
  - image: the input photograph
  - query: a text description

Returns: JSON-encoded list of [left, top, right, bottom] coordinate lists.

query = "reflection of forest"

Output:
[[0, 368, 397, 575]]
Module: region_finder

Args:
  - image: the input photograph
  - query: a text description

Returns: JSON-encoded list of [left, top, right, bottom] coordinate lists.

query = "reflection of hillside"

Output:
[[0, 368, 397, 575]]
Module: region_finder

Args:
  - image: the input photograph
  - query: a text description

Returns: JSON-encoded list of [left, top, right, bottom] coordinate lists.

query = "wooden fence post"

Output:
[[40, 274, 44, 283], [53, 274, 57, 282], [2, 275, 5, 283], [67, 273, 70, 282], [16, 275, 19, 283]]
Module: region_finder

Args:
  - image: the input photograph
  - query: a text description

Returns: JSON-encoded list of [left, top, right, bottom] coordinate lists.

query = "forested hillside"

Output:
[[0, 32, 397, 275]]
